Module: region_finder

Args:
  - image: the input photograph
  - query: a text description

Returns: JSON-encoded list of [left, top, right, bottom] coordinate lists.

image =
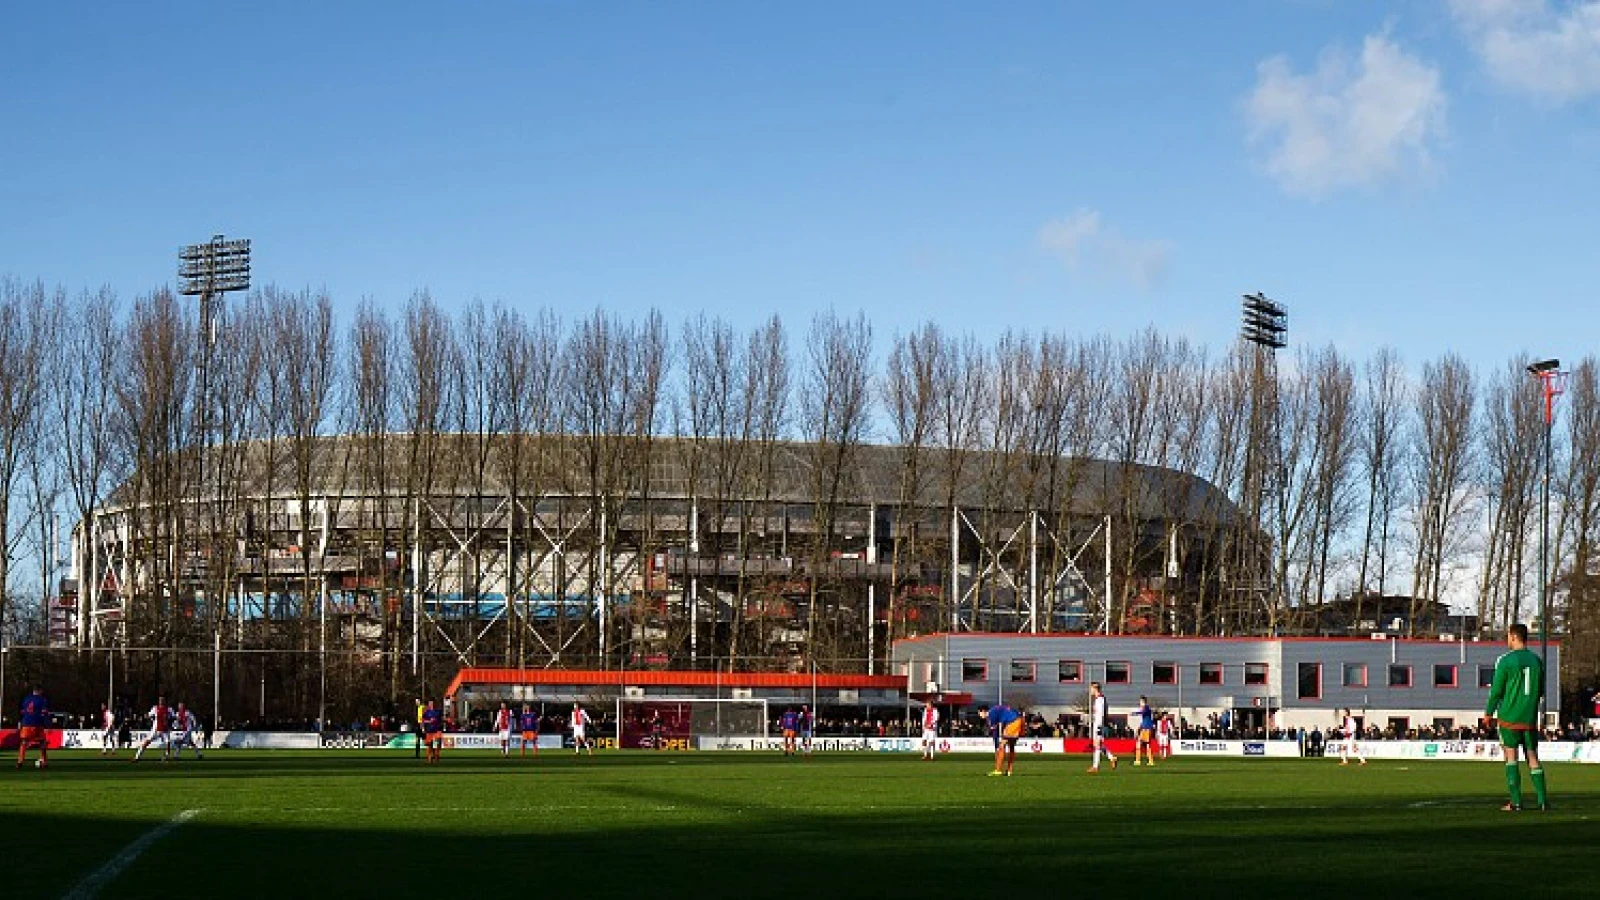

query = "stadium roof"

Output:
[[114, 433, 1241, 524]]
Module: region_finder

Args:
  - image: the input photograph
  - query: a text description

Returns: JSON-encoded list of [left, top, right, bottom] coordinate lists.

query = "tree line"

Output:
[[2, 276, 1598, 697]]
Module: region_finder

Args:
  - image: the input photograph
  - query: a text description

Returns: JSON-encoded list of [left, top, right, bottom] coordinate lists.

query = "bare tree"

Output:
[[1558, 358, 1600, 685], [54, 287, 121, 648], [798, 311, 873, 665], [1408, 354, 1477, 635], [1355, 348, 1407, 630], [1478, 358, 1542, 634], [883, 323, 941, 643]]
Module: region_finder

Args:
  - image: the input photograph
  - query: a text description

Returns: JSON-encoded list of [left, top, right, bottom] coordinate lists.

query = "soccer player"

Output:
[[99, 702, 118, 756], [494, 702, 513, 757], [649, 710, 665, 751], [16, 686, 50, 770], [170, 703, 203, 761], [420, 699, 444, 764], [1156, 713, 1173, 760], [1133, 696, 1156, 767], [519, 703, 540, 758], [1485, 623, 1548, 811], [979, 702, 1024, 777], [920, 701, 940, 761], [1338, 708, 1366, 766], [570, 703, 593, 755], [413, 697, 426, 760], [133, 695, 172, 763], [779, 706, 800, 756], [1088, 682, 1118, 773], [799, 705, 814, 757]]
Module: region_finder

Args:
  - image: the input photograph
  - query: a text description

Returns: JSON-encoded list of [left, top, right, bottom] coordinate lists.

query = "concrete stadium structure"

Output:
[[69, 434, 1250, 674]]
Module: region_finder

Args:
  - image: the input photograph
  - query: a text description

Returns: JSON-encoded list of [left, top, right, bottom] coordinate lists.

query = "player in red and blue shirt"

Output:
[[421, 700, 444, 764], [780, 708, 800, 756], [979, 703, 1024, 777], [16, 686, 50, 769], [798, 705, 814, 758], [519, 705, 540, 758]]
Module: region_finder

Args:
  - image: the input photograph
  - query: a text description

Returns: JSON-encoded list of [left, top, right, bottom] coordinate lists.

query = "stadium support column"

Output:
[[1104, 515, 1113, 635], [1028, 511, 1038, 634], [950, 507, 960, 631], [599, 506, 609, 666], [412, 496, 422, 677], [867, 503, 877, 674], [690, 497, 699, 666]]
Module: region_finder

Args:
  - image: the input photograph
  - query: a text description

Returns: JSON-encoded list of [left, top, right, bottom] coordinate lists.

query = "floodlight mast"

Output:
[[1239, 293, 1289, 643], [177, 234, 251, 733]]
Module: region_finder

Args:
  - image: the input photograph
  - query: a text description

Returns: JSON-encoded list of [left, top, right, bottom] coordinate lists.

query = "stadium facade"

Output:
[[889, 633, 1559, 732], [69, 433, 1254, 679]]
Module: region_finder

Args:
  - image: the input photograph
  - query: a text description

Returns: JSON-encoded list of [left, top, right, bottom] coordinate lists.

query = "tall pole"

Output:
[[1527, 359, 1562, 706], [1540, 412, 1551, 676], [1241, 293, 1288, 634]]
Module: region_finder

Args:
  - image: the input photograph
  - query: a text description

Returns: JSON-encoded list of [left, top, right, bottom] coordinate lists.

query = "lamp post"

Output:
[[1526, 359, 1564, 698]]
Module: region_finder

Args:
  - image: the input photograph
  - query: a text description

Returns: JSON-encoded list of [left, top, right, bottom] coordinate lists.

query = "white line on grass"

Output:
[[62, 808, 202, 900]]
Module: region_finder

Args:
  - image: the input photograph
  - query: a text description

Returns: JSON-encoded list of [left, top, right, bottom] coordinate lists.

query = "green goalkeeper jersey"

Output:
[[1485, 648, 1544, 727]]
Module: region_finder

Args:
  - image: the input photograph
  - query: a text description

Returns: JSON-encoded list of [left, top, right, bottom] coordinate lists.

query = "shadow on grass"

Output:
[[7, 789, 1594, 899]]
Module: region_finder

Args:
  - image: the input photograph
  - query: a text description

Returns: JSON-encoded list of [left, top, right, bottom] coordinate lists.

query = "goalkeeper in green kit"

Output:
[[1484, 624, 1547, 811]]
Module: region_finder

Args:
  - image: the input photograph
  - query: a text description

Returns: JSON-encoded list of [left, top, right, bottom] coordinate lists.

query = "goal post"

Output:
[[615, 698, 769, 749]]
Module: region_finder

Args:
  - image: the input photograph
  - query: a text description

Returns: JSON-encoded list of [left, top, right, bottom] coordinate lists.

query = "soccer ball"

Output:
[[34, 759, 43, 769]]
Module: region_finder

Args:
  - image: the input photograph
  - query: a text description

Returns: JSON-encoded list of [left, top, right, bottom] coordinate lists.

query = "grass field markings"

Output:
[[60, 808, 202, 900]]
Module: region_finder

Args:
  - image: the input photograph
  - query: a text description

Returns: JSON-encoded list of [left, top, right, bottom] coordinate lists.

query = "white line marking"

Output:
[[62, 808, 201, 900]]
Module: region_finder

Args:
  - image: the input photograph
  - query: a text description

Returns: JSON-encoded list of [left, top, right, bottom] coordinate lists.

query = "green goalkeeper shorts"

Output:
[[1497, 726, 1539, 753]]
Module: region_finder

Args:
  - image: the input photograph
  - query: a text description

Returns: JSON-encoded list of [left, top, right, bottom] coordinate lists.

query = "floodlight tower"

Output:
[[1526, 358, 1564, 693], [178, 234, 251, 726], [1240, 293, 1288, 638]]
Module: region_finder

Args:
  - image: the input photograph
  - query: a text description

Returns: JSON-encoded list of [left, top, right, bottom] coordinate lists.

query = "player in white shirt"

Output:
[[494, 702, 513, 757], [132, 696, 173, 762], [99, 703, 118, 756], [1088, 682, 1119, 773], [1339, 708, 1366, 766], [570, 703, 593, 756], [169, 703, 203, 761], [920, 701, 940, 760]]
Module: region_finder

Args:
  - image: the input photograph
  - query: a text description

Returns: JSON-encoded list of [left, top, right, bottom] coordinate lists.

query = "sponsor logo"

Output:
[[320, 732, 391, 749], [1242, 742, 1265, 756]]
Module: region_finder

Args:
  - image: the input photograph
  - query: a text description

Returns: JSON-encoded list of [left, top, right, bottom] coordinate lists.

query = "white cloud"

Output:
[[1036, 208, 1172, 290], [1451, 0, 1600, 103], [1246, 33, 1448, 198]]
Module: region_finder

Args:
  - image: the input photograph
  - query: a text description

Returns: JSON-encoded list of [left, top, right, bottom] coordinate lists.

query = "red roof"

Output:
[[445, 667, 906, 698]]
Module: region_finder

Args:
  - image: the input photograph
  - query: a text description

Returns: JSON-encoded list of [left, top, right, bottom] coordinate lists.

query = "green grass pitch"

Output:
[[5, 751, 1597, 898]]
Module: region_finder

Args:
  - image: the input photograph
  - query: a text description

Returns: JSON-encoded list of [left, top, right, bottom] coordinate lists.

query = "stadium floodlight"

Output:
[[178, 233, 253, 736], [1240, 292, 1288, 350], [179, 235, 252, 296], [1526, 358, 1560, 375]]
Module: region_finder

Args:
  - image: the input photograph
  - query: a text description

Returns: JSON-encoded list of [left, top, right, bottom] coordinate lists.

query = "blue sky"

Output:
[[2, 1, 1597, 371]]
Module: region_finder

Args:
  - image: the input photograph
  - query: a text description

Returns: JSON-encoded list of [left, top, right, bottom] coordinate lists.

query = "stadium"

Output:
[[63, 433, 1252, 721]]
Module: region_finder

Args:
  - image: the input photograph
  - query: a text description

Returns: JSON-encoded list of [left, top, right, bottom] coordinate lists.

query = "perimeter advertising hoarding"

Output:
[[696, 735, 1150, 754], [1325, 739, 1600, 763]]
